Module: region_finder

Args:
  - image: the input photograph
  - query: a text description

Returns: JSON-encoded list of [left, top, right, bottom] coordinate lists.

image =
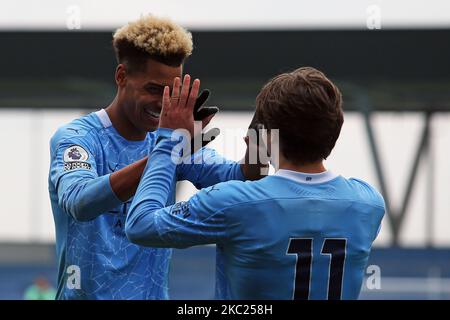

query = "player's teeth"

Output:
[[146, 110, 160, 118]]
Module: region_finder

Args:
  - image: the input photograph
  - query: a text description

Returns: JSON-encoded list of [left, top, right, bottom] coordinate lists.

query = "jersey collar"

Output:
[[95, 109, 112, 128], [274, 169, 338, 184]]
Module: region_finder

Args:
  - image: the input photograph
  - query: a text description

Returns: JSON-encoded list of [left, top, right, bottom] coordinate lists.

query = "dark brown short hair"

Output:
[[255, 67, 344, 164]]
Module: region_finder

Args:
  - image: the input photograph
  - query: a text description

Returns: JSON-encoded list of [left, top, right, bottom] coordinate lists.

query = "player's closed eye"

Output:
[[145, 85, 164, 96]]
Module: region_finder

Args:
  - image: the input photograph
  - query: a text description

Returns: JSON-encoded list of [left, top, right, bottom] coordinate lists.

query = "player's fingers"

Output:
[[171, 77, 181, 108], [162, 86, 171, 111], [186, 79, 200, 112], [179, 74, 191, 109]]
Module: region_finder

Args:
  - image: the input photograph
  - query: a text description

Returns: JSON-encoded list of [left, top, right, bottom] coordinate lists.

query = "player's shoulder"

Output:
[[50, 111, 102, 149], [193, 178, 270, 211], [345, 177, 385, 210]]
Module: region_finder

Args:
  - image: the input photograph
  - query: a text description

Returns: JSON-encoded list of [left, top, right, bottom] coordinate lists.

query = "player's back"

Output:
[[220, 169, 385, 300]]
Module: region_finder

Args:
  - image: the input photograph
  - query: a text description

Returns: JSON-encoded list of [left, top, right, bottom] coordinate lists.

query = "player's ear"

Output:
[[115, 64, 127, 87]]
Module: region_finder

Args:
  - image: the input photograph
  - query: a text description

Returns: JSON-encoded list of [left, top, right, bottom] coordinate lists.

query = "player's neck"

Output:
[[105, 96, 147, 141], [278, 158, 326, 174]]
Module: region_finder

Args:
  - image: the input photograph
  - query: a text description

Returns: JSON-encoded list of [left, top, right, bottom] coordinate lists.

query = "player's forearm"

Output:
[[59, 157, 148, 221], [109, 157, 149, 202], [240, 162, 270, 181], [240, 137, 270, 180], [240, 132, 270, 180], [126, 130, 179, 246]]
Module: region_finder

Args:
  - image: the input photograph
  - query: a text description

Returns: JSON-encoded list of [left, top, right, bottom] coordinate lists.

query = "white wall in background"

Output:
[[0, 110, 449, 246]]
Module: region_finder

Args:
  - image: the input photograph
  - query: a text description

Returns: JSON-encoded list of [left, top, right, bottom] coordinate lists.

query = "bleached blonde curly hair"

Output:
[[113, 15, 193, 71]]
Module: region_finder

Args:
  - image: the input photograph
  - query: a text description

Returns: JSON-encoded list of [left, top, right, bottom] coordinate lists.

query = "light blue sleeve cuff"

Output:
[[65, 174, 123, 221], [154, 127, 191, 162], [83, 175, 124, 215], [104, 174, 124, 206], [156, 127, 175, 139]]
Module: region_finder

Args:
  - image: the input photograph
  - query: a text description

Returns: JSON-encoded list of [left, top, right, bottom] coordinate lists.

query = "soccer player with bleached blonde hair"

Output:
[[49, 15, 262, 300]]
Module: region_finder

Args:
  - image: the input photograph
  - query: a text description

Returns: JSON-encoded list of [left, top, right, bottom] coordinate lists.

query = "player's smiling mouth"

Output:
[[143, 107, 161, 119]]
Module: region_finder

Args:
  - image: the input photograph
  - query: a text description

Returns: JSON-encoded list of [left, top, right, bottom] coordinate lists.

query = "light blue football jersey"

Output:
[[48, 110, 244, 299], [126, 131, 385, 300]]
